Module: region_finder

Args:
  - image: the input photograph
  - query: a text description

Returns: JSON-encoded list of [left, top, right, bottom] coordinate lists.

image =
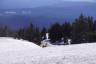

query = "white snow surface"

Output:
[[0, 37, 96, 64]]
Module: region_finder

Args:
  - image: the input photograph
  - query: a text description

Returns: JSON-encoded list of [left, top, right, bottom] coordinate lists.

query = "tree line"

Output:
[[0, 14, 96, 45]]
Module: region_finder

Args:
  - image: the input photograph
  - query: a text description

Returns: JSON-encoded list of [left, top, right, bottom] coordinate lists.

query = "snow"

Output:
[[41, 39, 64, 47], [4, 11, 16, 14], [0, 37, 96, 64]]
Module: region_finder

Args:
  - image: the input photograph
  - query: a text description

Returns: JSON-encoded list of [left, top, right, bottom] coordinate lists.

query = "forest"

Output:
[[0, 14, 96, 45]]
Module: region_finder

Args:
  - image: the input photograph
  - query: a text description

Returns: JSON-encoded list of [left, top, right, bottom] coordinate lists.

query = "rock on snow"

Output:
[[0, 37, 96, 64]]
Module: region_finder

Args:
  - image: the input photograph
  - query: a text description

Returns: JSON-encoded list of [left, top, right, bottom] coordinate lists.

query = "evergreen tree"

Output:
[[62, 22, 72, 43], [17, 28, 25, 39], [24, 24, 34, 42], [41, 27, 47, 40], [85, 16, 95, 42], [72, 14, 88, 43], [17, 24, 41, 45], [33, 27, 41, 45], [0, 26, 14, 37], [87, 16, 94, 32], [93, 20, 96, 32], [49, 23, 63, 43]]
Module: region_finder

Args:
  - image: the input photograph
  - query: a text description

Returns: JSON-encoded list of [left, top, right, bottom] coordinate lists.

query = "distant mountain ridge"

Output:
[[0, 2, 96, 29], [0, 2, 96, 17], [0, 0, 64, 9]]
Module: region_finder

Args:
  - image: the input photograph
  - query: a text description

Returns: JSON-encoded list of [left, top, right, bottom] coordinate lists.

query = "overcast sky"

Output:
[[0, 0, 95, 9]]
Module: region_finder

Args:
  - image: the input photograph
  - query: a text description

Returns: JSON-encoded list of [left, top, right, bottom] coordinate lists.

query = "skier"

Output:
[[67, 39, 71, 45]]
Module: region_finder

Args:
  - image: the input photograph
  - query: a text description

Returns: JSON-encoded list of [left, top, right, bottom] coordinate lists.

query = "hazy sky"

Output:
[[63, 0, 95, 2], [0, 0, 96, 9]]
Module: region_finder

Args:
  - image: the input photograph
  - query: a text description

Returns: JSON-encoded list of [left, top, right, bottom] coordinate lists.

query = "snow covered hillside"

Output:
[[0, 37, 96, 64]]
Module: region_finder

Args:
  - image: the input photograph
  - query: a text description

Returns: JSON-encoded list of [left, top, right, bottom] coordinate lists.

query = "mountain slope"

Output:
[[1, 37, 96, 64]]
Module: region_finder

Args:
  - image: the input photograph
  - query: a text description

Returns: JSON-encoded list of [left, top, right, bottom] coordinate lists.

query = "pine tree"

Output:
[[17, 24, 41, 45], [0, 26, 13, 37], [62, 22, 72, 43], [72, 14, 88, 43], [86, 17, 96, 42], [25, 24, 34, 42], [87, 16, 94, 32], [17, 28, 25, 39], [49, 23, 63, 43], [41, 27, 47, 40], [33, 27, 41, 45]]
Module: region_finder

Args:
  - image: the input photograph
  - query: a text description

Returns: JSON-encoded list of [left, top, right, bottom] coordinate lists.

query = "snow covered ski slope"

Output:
[[0, 37, 96, 64]]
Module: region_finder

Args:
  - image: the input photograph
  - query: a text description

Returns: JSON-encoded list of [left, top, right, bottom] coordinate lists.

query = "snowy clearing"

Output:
[[0, 37, 96, 64]]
